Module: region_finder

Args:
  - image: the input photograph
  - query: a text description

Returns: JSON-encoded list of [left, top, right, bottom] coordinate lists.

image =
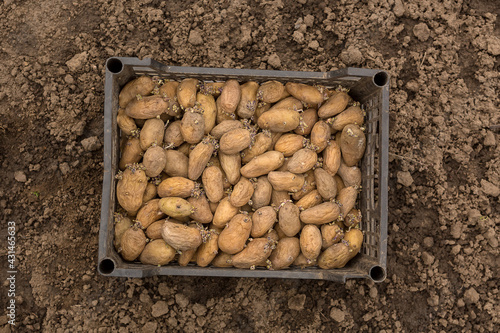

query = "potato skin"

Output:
[[136, 199, 166, 229], [119, 76, 155, 108], [317, 91, 349, 118], [139, 239, 176, 266], [113, 214, 133, 250], [340, 124, 366, 167], [117, 108, 138, 136], [161, 221, 202, 251], [140, 118, 164, 150], [218, 214, 252, 254], [218, 152, 241, 185], [278, 201, 301, 237], [337, 186, 358, 217], [157, 177, 195, 198], [258, 81, 285, 104], [344, 228, 363, 260], [230, 177, 254, 207], [211, 252, 234, 267], [236, 81, 259, 119], [267, 171, 305, 193], [159, 81, 181, 116], [188, 137, 216, 180], [210, 120, 244, 139], [300, 202, 340, 225], [219, 128, 251, 154], [294, 108, 317, 136], [321, 223, 344, 249], [287, 148, 317, 174], [251, 176, 273, 209], [295, 189, 322, 211], [314, 168, 337, 200], [158, 197, 194, 218], [337, 161, 361, 188], [330, 106, 364, 132], [257, 108, 301, 132], [120, 227, 147, 261], [310, 120, 331, 153], [231, 237, 275, 268], [285, 82, 324, 105], [164, 150, 189, 178], [164, 121, 184, 148], [202, 165, 224, 203], [188, 194, 213, 224], [317, 242, 351, 269], [274, 134, 305, 157], [322, 140, 341, 176], [240, 151, 285, 178], [300, 225, 322, 260], [119, 137, 143, 171], [241, 131, 273, 163], [197, 92, 217, 134], [143, 145, 166, 178], [146, 219, 167, 239], [344, 208, 362, 228], [269, 237, 300, 270], [251, 206, 277, 238], [212, 197, 239, 228], [116, 167, 148, 216], [219, 79, 241, 114], [292, 170, 316, 201], [180, 110, 205, 144], [177, 78, 199, 109], [196, 228, 221, 267], [125, 95, 168, 119]]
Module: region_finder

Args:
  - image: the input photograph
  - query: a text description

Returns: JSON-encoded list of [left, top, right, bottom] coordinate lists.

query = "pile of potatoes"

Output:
[[114, 75, 366, 270]]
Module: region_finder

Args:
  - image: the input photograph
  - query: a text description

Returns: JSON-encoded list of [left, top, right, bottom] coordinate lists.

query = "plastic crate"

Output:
[[98, 57, 389, 282]]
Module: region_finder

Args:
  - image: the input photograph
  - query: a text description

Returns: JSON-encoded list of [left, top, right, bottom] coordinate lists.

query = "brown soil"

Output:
[[1, 0, 499, 332]]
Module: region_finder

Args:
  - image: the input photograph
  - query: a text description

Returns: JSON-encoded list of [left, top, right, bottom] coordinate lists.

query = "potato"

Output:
[[269, 237, 300, 270], [158, 197, 194, 218], [177, 78, 199, 109], [231, 237, 275, 268], [113, 214, 133, 250], [119, 76, 155, 108], [317, 91, 349, 118], [196, 227, 221, 267], [295, 189, 322, 211], [330, 106, 364, 132], [279, 201, 301, 237], [251, 176, 273, 209], [163, 120, 184, 148], [180, 109, 205, 144], [337, 160, 361, 187], [337, 186, 358, 217], [178, 248, 198, 266], [321, 223, 344, 249], [142, 145, 166, 178], [157, 177, 195, 198], [140, 118, 164, 150], [212, 197, 239, 228], [134, 118, 147, 127], [236, 81, 259, 119], [200, 81, 225, 97], [257, 81, 285, 104], [267, 171, 305, 193], [254, 102, 271, 120], [143, 182, 158, 203], [241, 131, 273, 163], [269, 96, 303, 112], [300, 202, 340, 225], [292, 170, 316, 200], [202, 165, 224, 203], [188, 194, 213, 224], [310, 120, 331, 153], [287, 148, 317, 174], [317, 242, 350, 269], [211, 252, 233, 267], [136, 199, 166, 229], [119, 137, 143, 170], [219, 79, 241, 114], [229, 177, 254, 207], [117, 166, 148, 216], [257, 108, 301, 132], [177, 142, 192, 156], [161, 221, 202, 251], [210, 120, 244, 139], [196, 93, 217, 134], [274, 133, 305, 157], [120, 227, 147, 261], [218, 152, 241, 185], [164, 150, 189, 178], [334, 174, 346, 194], [146, 219, 167, 239], [117, 108, 138, 136], [300, 224, 322, 260], [188, 137, 216, 180], [285, 82, 324, 105], [293, 253, 317, 268], [158, 81, 181, 116], [323, 140, 341, 176], [340, 124, 366, 167], [218, 214, 252, 254], [251, 206, 277, 237], [240, 151, 285, 178], [125, 95, 168, 119], [270, 131, 283, 149], [220, 128, 252, 154], [314, 168, 337, 200], [294, 108, 317, 136], [271, 190, 291, 208], [344, 208, 362, 228], [344, 228, 363, 259], [139, 239, 176, 266]]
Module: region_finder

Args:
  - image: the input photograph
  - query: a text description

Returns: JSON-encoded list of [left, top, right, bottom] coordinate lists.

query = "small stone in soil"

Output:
[[14, 171, 27, 182]]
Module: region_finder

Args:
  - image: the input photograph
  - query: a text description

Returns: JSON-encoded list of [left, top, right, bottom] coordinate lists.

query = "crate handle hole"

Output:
[[107, 58, 123, 74], [373, 71, 388, 87], [99, 258, 116, 275], [369, 265, 386, 282]]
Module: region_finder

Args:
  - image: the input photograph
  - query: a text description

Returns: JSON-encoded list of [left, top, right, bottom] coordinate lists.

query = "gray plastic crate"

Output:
[[98, 57, 389, 282]]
